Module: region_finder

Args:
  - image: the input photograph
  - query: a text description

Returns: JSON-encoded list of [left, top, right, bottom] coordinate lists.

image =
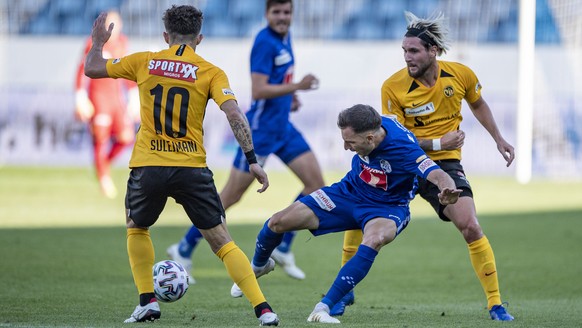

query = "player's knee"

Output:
[[361, 234, 390, 251], [221, 192, 242, 208], [460, 220, 483, 243], [267, 214, 286, 233]]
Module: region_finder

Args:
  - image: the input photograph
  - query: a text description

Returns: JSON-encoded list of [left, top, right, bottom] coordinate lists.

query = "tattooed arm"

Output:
[[220, 99, 269, 192], [221, 100, 254, 152]]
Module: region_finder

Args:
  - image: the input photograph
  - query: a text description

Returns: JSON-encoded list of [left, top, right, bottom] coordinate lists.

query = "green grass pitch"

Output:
[[1, 166, 581, 327]]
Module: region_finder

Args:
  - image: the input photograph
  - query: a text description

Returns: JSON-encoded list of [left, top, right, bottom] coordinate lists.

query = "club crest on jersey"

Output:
[[148, 59, 198, 82], [380, 159, 392, 174], [444, 85, 454, 97]]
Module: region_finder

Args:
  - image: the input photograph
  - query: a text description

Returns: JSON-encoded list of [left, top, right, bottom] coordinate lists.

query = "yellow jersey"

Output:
[[106, 44, 236, 168], [381, 61, 481, 161]]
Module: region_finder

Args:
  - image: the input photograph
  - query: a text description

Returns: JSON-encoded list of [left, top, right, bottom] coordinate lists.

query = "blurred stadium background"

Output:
[[0, 0, 580, 180]]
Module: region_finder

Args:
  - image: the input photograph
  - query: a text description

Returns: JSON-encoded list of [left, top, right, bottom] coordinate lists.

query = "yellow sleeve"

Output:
[[106, 52, 149, 82], [209, 68, 237, 107], [460, 65, 482, 104], [381, 79, 405, 124]]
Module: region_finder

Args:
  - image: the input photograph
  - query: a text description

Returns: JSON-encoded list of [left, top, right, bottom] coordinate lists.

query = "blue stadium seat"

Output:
[[27, 14, 59, 34], [203, 19, 237, 38], [61, 15, 90, 35], [383, 16, 408, 40], [228, 0, 263, 21], [406, 0, 442, 17], [377, 0, 407, 19], [49, 0, 85, 17], [535, 0, 561, 44], [85, 0, 123, 18], [228, 0, 264, 37]]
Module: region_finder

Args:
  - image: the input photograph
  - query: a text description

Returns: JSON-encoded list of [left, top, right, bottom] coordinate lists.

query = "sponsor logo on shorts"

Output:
[[418, 158, 437, 174], [148, 59, 198, 82], [310, 189, 336, 211]]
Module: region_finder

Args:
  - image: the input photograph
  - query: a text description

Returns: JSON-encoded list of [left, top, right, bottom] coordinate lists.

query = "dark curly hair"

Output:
[[162, 5, 203, 37]]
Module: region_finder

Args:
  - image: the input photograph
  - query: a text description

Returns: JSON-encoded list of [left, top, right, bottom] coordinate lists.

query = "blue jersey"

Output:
[[247, 26, 295, 134], [342, 116, 439, 205]]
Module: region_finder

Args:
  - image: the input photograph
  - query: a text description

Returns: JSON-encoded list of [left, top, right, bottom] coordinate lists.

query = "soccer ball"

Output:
[[153, 260, 190, 303]]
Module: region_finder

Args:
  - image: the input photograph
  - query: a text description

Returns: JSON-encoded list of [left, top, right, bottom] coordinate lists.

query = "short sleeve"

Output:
[[381, 79, 405, 124], [250, 38, 274, 75], [210, 68, 237, 107], [461, 65, 481, 104], [106, 52, 148, 81]]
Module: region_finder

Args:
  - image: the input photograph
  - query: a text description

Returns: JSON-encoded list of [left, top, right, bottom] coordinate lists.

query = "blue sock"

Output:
[[321, 244, 378, 309], [276, 231, 296, 253], [178, 225, 204, 258], [276, 193, 304, 253], [253, 219, 284, 267]]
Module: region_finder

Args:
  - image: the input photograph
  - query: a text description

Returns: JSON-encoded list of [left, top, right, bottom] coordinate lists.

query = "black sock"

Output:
[[139, 293, 156, 306], [253, 302, 273, 318]]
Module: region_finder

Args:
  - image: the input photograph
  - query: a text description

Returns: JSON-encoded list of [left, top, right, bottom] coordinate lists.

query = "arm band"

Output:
[[432, 139, 442, 151], [244, 150, 258, 165]]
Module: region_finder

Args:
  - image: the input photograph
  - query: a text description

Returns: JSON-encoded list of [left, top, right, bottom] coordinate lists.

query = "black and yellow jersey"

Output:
[[381, 61, 481, 161], [106, 44, 236, 168]]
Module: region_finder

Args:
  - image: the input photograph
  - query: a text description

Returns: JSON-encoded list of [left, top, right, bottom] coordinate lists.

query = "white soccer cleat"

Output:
[[231, 282, 244, 298], [307, 303, 340, 324], [230, 258, 276, 298], [123, 301, 161, 323], [271, 248, 306, 280], [258, 311, 280, 326], [166, 244, 196, 285]]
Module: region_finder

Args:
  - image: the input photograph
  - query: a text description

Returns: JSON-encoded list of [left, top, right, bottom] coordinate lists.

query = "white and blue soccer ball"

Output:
[[153, 260, 190, 303]]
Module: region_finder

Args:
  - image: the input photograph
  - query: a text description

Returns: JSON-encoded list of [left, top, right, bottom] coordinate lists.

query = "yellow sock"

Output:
[[127, 228, 155, 294], [341, 230, 363, 266], [216, 241, 266, 307], [468, 235, 502, 309]]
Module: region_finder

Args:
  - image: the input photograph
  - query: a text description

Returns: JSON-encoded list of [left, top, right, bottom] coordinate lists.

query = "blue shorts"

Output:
[[233, 122, 311, 172], [300, 181, 411, 237]]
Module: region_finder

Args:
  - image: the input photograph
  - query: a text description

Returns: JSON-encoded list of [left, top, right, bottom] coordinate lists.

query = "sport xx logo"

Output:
[[148, 59, 199, 82]]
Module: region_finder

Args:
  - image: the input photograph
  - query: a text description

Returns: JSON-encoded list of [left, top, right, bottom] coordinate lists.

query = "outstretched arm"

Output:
[[220, 99, 269, 193], [426, 168, 462, 205], [85, 12, 113, 79], [251, 72, 318, 100], [469, 97, 515, 167]]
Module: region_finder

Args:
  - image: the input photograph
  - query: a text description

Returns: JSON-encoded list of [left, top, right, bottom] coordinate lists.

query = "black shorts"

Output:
[[125, 166, 225, 229], [417, 159, 473, 222]]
